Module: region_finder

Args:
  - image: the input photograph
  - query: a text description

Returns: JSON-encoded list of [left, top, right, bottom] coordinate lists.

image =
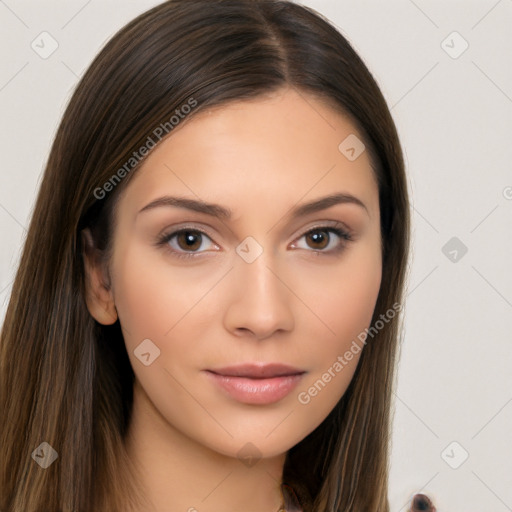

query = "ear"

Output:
[[81, 228, 118, 325]]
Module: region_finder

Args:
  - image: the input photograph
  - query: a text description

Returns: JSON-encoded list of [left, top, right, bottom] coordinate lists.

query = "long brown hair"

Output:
[[0, 1, 409, 510]]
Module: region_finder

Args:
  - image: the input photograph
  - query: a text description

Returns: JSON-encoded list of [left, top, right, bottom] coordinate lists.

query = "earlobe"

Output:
[[81, 228, 118, 325]]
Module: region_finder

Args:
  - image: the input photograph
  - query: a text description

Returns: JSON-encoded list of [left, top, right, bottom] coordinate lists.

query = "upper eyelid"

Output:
[[161, 220, 351, 238]]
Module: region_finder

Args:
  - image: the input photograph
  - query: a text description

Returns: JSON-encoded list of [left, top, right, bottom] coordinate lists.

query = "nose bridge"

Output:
[[241, 246, 278, 294], [236, 235, 283, 304]]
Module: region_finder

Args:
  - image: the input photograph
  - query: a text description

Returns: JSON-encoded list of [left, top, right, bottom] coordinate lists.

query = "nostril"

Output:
[[410, 493, 436, 512]]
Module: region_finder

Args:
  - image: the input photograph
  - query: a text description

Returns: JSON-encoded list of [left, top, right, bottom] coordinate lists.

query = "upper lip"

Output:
[[206, 363, 305, 379]]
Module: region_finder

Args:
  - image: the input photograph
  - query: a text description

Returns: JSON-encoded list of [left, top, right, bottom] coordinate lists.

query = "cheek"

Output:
[[292, 240, 381, 410], [330, 253, 382, 342], [298, 240, 382, 355], [110, 244, 213, 343]]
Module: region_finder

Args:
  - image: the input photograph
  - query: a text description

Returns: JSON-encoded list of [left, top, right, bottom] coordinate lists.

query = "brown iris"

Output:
[[176, 230, 202, 252], [305, 229, 330, 250]]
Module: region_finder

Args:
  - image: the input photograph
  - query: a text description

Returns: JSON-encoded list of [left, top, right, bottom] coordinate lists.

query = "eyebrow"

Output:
[[137, 192, 368, 220]]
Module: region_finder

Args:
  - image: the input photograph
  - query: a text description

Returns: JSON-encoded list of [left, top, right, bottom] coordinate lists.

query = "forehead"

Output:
[[118, 88, 379, 221]]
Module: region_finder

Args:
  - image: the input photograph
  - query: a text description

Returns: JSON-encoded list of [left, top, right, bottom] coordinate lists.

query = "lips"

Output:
[[206, 363, 305, 379], [203, 363, 306, 405]]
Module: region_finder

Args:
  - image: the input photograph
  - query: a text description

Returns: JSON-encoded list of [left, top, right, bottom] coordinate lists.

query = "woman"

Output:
[[0, 1, 435, 511]]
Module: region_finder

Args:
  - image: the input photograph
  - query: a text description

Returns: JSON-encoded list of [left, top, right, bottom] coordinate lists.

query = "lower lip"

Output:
[[204, 371, 305, 405]]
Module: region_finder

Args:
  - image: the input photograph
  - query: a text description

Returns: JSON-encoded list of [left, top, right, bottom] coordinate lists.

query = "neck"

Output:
[[123, 379, 287, 512]]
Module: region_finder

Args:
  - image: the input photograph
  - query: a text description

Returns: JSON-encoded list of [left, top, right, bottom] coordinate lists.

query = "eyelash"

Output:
[[155, 224, 353, 260]]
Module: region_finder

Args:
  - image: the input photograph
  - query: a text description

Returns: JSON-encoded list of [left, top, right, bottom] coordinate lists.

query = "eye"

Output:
[[156, 228, 218, 259], [156, 223, 353, 260], [290, 225, 352, 255]]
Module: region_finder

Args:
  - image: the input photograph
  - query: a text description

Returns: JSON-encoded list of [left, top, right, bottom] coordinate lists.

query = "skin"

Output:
[[83, 86, 382, 512]]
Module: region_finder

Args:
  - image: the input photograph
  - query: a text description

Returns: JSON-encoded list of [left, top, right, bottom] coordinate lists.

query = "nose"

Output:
[[223, 248, 295, 340]]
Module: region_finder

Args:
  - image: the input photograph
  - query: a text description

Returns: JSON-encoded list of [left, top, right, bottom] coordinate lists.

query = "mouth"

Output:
[[203, 363, 306, 405]]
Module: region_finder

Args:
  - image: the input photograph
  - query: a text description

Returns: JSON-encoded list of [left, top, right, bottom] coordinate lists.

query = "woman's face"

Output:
[[87, 87, 381, 459]]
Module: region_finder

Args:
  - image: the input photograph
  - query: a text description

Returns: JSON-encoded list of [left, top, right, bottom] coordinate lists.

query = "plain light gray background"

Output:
[[1, 1, 511, 510]]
